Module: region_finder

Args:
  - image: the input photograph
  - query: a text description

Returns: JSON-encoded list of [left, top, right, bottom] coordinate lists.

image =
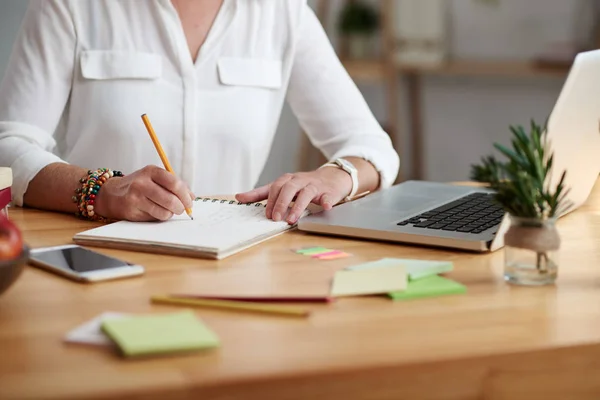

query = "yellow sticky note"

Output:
[[330, 266, 407, 297]]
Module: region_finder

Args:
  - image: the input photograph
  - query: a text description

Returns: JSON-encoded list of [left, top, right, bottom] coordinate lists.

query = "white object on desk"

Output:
[[0, 167, 12, 190], [64, 312, 129, 346], [74, 199, 309, 259]]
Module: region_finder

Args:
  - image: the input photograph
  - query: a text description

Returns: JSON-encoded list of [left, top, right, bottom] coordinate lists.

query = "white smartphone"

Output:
[[29, 244, 144, 282]]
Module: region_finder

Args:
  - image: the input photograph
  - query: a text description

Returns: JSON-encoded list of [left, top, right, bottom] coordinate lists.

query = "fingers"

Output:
[[104, 165, 196, 222], [235, 184, 270, 204], [287, 184, 319, 224], [319, 192, 342, 211], [123, 181, 176, 221], [137, 197, 174, 221], [272, 179, 315, 222], [266, 174, 293, 220], [127, 208, 156, 222], [145, 184, 185, 216], [147, 166, 193, 211]]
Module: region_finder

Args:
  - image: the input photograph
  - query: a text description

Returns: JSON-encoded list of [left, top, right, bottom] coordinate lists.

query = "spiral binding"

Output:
[[195, 197, 267, 208]]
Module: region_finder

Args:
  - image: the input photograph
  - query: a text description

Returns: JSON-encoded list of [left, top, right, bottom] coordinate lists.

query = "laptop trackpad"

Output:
[[357, 194, 439, 214], [350, 182, 473, 215]]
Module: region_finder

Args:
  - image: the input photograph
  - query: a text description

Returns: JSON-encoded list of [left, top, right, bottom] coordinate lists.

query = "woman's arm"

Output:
[[237, 4, 399, 223], [0, 1, 192, 221], [285, 4, 400, 189], [0, 2, 112, 216], [0, 0, 81, 210]]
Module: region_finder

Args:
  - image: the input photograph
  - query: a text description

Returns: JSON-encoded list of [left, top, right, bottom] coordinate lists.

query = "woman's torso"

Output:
[[58, 0, 303, 194]]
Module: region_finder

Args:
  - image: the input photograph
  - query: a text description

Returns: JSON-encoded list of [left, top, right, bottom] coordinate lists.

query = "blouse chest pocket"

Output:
[[80, 50, 162, 80], [207, 57, 284, 149], [71, 50, 165, 152], [217, 57, 282, 89]]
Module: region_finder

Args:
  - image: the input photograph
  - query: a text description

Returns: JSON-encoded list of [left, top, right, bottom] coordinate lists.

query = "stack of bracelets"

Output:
[[72, 168, 124, 222]]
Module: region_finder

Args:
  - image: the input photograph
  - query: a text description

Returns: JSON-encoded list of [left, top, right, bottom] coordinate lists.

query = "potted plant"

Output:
[[338, 0, 380, 60], [470, 121, 571, 286]]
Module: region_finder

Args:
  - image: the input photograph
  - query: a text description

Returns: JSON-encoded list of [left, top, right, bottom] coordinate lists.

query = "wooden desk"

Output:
[[2, 181, 600, 400]]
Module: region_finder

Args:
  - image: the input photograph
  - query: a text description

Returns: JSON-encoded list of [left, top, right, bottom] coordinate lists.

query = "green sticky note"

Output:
[[101, 311, 220, 357], [296, 247, 332, 255], [388, 275, 466, 301], [346, 258, 453, 281]]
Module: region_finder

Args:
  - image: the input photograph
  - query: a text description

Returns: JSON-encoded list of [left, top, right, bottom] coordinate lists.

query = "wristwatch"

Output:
[[320, 158, 360, 202]]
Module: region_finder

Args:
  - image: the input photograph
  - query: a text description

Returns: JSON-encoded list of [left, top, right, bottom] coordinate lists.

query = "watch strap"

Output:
[[320, 159, 359, 201]]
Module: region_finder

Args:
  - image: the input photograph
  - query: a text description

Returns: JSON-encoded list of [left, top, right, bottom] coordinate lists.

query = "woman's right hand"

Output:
[[94, 165, 194, 222]]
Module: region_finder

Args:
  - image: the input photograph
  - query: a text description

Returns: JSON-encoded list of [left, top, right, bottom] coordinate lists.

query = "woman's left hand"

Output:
[[235, 167, 353, 224]]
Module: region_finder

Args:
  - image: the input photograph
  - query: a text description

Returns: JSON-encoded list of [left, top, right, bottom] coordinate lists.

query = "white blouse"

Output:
[[0, 0, 399, 206]]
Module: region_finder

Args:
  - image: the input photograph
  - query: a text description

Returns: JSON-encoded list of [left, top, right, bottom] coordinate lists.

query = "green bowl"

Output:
[[0, 245, 29, 297]]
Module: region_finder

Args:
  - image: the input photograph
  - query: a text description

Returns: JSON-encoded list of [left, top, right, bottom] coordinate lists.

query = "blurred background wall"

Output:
[[0, 0, 597, 185]]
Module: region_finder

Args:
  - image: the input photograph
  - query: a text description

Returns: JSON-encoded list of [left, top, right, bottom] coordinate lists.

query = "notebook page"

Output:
[[76, 200, 301, 252]]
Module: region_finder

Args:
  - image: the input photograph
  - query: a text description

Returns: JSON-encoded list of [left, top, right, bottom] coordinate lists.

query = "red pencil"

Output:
[[169, 294, 334, 303]]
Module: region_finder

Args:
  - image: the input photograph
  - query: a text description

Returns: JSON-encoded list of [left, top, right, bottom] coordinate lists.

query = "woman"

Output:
[[0, 0, 399, 224]]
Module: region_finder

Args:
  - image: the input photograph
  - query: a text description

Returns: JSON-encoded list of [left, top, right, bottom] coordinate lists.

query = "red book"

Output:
[[0, 187, 10, 211], [0, 168, 12, 215]]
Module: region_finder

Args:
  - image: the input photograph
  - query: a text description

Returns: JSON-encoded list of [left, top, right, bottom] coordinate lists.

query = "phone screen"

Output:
[[30, 246, 131, 273]]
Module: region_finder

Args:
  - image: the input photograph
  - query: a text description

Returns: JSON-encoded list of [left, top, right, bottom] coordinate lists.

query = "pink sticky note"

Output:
[[311, 250, 343, 258], [316, 251, 351, 260]]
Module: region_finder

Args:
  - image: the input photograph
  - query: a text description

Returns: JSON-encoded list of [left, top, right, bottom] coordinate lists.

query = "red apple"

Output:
[[0, 213, 23, 260]]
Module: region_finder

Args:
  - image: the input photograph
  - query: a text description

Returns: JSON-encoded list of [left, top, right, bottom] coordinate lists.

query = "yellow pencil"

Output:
[[141, 114, 193, 220], [151, 295, 311, 318]]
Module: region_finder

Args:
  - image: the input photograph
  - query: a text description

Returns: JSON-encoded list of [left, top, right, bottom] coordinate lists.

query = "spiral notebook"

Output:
[[73, 198, 309, 260]]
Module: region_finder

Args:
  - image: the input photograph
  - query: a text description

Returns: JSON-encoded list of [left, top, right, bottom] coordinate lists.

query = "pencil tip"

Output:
[[190, 216, 194, 220]]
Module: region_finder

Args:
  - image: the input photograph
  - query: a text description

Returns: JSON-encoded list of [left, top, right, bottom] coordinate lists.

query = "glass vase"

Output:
[[503, 216, 560, 286]]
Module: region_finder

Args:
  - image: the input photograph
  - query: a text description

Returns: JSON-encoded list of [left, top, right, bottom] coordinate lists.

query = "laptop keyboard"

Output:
[[397, 192, 504, 234]]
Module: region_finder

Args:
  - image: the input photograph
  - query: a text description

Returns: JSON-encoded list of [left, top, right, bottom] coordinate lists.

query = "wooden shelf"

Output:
[[398, 59, 571, 78], [341, 59, 571, 81], [337, 57, 572, 181], [340, 59, 389, 81]]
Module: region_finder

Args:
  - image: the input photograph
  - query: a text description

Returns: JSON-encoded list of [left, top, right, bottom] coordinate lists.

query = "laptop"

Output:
[[298, 50, 600, 252]]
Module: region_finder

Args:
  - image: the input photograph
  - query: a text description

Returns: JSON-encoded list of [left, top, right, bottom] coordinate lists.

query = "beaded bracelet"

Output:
[[72, 168, 124, 221]]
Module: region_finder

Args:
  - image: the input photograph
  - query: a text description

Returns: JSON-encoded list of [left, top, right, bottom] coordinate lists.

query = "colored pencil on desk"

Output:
[[151, 295, 311, 318], [170, 294, 334, 303], [141, 114, 194, 220]]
